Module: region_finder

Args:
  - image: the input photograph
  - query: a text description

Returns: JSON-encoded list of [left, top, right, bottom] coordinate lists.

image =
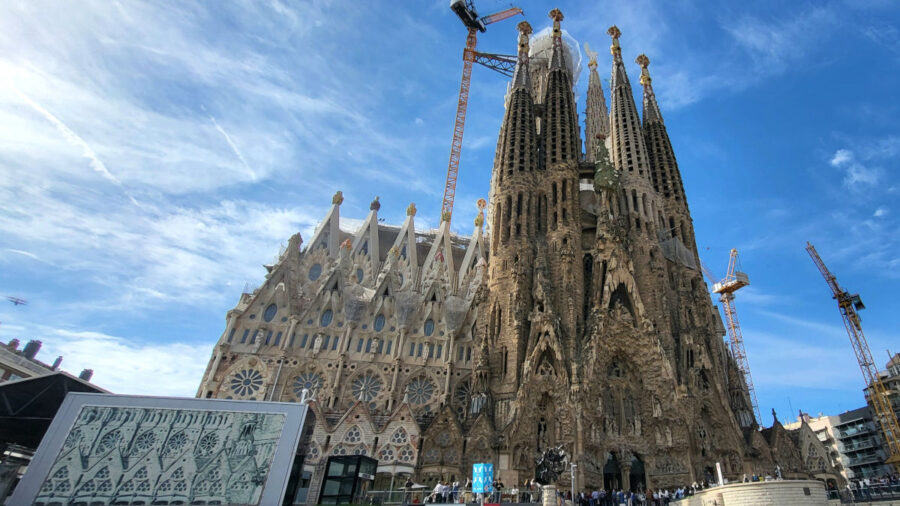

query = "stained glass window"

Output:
[[264, 303, 277, 322], [357, 268, 364, 283], [424, 319, 435, 336], [351, 373, 382, 402], [390, 428, 408, 444], [229, 369, 264, 397], [292, 372, 323, 398], [374, 314, 385, 332], [406, 377, 435, 405], [344, 426, 362, 443], [321, 309, 333, 327], [309, 264, 322, 280]]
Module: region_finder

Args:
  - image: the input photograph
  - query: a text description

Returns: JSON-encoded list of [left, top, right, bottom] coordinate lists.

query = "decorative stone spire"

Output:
[[493, 21, 539, 179], [543, 8, 579, 165], [584, 42, 610, 162], [406, 202, 417, 216], [548, 8, 566, 71], [636, 54, 662, 124], [607, 26, 651, 181], [370, 196, 380, 211], [639, 53, 693, 246], [511, 21, 533, 89]]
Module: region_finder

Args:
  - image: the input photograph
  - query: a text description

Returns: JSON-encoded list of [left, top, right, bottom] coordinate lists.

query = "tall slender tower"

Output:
[[584, 44, 610, 162], [482, 20, 540, 407], [637, 55, 698, 260]]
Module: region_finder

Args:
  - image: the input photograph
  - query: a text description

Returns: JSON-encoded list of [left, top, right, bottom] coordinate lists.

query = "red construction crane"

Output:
[[806, 242, 900, 471], [443, 1, 523, 224]]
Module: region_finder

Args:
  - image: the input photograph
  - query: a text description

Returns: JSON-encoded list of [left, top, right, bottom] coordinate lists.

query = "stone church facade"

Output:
[[197, 10, 832, 498]]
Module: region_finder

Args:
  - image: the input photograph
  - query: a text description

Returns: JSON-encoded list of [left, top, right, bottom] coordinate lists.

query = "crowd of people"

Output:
[[841, 474, 900, 501], [405, 476, 730, 505]]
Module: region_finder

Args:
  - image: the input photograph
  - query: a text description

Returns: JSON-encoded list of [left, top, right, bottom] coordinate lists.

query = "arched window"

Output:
[[308, 264, 322, 281], [374, 314, 386, 332], [320, 310, 333, 327], [424, 319, 435, 337]]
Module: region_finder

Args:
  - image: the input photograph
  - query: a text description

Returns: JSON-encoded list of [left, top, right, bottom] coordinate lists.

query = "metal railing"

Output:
[[364, 488, 545, 505], [832, 483, 900, 503]]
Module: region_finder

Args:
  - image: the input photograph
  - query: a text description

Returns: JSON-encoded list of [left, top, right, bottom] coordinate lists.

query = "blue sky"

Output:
[[0, 0, 897, 424]]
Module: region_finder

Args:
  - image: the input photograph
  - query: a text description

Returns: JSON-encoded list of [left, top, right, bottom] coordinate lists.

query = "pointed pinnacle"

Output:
[[549, 8, 563, 37], [636, 54, 652, 87], [608, 26, 622, 57]]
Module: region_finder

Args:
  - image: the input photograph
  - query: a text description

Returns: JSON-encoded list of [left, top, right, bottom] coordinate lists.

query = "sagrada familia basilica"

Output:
[[197, 9, 840, 500]]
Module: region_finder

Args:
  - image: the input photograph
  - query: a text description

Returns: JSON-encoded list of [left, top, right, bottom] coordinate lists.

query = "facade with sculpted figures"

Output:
[[197, 9, 835, 499]]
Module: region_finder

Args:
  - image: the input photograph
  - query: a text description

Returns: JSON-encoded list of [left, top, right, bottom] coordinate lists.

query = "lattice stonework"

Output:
[[34, 406, 286, 506]]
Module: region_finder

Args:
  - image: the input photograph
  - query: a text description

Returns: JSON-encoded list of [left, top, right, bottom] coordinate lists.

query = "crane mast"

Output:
[[711, 249, 761, 426], [443, 1, 523, 224], [806, 242, 900, 471]]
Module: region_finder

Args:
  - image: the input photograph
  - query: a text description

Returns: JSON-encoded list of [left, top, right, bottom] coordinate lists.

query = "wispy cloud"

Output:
[[209, 115, 257, 181], [9, 84, 142, 208], [1, 248, 41, 261], [830, 148, 881, 186]]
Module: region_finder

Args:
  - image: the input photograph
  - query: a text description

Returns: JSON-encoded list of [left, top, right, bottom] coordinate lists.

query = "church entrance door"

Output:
[[628, 455, 645, 492], [603, 454, 620, 491]]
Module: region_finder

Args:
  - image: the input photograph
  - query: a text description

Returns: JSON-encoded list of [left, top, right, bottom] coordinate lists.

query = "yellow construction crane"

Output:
[[444, 0, 523, 224], [806, 242, 900, 471], [705, 249, 761, 425]]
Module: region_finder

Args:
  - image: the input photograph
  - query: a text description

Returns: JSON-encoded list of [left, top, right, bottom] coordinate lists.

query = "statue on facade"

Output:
[[534, 444, 568, 485], [312, 334, 323, 355]]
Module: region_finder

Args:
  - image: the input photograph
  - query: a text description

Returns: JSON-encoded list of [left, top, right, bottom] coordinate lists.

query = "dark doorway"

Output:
[[603, 453, 620, 491], [628, 455, 645, 492]]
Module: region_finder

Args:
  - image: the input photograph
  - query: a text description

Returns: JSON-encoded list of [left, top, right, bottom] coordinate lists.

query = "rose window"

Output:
[[164, 432, 188, 455], [292, 372, 323, 398], [308, 445, 320, 461], [197, 432, 218, 455], [406, 377, 435, 405], [391, 428, 408, 444], [436, 432, 451, 447], [63, 429, 82, 450], [344, 426, 362, 443], [133, 432, 155, 453], [95, 430, 120, 454], [351, 373, 382, 402], [229, 369, 264, 397]]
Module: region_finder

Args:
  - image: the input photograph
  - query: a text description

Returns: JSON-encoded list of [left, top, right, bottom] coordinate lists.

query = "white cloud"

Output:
[[828, 148, 882, 186], [38, 328, 209, 396], [874, 207, 888, 217], [830, 149, 853, 166]]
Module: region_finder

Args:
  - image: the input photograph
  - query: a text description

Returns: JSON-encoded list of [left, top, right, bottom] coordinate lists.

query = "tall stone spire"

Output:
[[494, 21, 538, 180], [637, 54, 696, 252], [490, 19, 539, 253], [543, 8, 579, 166], [584, 43, 609, 162], [607, 26, 651, 181], [511, 21, 533, 90]]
